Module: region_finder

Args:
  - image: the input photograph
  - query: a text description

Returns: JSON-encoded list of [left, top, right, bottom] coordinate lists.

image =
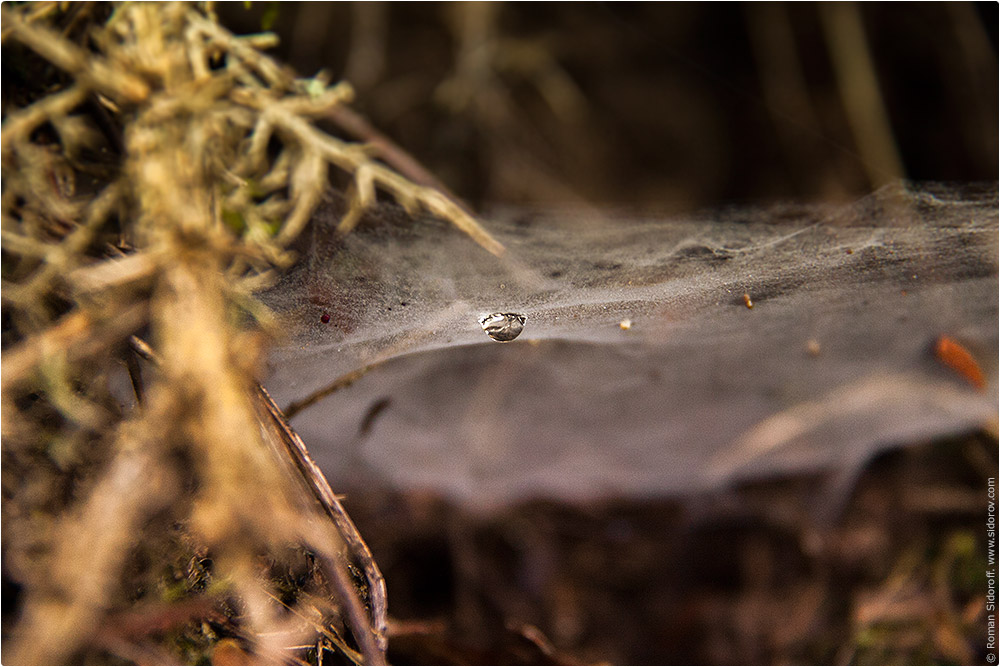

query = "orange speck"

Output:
[[743, 293, 753, 309], [806, 339, 821, 356], [934, 335, 986, 392]]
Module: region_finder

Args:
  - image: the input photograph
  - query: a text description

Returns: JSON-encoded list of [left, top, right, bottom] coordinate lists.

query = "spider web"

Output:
[[258, 182, 998, 512]]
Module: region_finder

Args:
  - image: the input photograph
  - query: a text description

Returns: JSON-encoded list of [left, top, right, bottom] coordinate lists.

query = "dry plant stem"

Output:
[[150, 256, 310, 601], [127, 343, 145, 404], [15, 182, 126, 300], [0, 83, 89, 152], [130, 332, 389, 664], [266, 592, 365, 664], [118, 17, 372, 640], [0, 4, 496, 662], [151, 257, 384, 665], [313, 551, 387, 665], [257, 384, 389, 653], [67, 249, 158, 296]]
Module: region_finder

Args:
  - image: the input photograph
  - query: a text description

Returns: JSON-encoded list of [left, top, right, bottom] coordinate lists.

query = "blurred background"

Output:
[[220, 2, 997, 211]]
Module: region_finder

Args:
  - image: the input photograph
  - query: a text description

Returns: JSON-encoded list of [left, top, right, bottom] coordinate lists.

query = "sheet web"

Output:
[[258, 182, 998, 512]]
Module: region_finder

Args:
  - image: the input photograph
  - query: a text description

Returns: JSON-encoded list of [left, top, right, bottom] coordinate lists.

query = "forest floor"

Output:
[[344, 432, 996, 665]]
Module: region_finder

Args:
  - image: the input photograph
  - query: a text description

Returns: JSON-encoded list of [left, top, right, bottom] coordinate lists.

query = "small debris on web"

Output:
[[934, 335, 986, 392]]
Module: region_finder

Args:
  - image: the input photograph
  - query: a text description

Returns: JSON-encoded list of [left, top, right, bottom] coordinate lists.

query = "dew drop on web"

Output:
[[479, 312, 526, 342]]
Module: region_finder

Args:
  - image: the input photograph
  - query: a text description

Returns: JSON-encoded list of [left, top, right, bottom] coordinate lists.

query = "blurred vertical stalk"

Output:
[[820, 2, 906, 188], [343, 2, 388, 92], [745, 3, 847, 198]]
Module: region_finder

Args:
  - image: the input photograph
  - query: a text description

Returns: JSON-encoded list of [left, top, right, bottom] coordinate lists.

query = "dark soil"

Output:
[[335, 432, 997, 665]]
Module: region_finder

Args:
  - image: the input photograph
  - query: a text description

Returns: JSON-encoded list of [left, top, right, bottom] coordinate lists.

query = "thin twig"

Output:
[[314, 550, 386, 664], [126, 344, 145, 405], [262, 590, 363, 665], [17, 180, 125, 302], [282, 362, 383, 420], [246, 103, 505, 256], [257, 383, 388, 656], [128, 334, 162, 366], [325, 105, 471, 212]]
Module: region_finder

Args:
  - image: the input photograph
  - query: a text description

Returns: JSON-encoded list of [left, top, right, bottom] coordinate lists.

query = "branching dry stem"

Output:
[[0, 2, 488, 663]]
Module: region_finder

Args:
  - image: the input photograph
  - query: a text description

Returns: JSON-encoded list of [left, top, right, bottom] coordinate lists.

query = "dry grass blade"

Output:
[[125, 335, 390, 664]]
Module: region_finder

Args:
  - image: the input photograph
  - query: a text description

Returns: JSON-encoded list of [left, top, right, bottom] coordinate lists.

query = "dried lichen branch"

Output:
[[0, 1, 496, 663]]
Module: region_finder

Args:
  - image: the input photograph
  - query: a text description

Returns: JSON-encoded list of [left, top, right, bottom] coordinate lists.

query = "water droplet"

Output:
[[479, 312, 526, 342]]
